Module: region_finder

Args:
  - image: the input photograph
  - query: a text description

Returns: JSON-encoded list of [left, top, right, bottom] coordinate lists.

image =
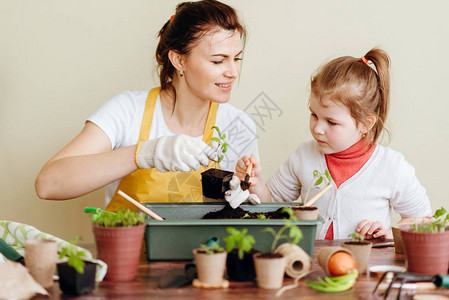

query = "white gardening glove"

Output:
[[136, 134, 218, 172], [224, 176, 261, 209]]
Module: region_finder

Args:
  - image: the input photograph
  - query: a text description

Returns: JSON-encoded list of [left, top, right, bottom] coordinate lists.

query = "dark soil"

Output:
[[292, 206, 317, 211], [202, 204, 290, 220]]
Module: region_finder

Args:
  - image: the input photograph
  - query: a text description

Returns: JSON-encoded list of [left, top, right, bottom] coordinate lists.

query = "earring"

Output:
[[179, 70, 184, 77], [362, 133, 366, 138]]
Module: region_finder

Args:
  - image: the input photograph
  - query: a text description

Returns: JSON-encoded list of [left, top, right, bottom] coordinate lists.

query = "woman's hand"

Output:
[[356, 219, 393, 239]]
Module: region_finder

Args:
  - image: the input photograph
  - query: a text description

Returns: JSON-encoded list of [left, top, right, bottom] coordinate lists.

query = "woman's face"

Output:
[[309, 93, 365, 154], [181, 28, 242, 104]]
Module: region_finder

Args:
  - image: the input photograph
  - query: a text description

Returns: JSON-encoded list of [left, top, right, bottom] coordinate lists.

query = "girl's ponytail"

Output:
[[362, 48, 391, 143]]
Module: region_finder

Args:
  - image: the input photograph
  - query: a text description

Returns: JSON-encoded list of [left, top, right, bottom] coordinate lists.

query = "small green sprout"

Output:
[[200, 242, 224, 254], [92, 208, 145, 227], [410, 207, 449, 233], [58, 236, 88, 274], [262, 209, 302, 253], [223, 227, 256, 260], [348, 232, 365, 242], [303, 169, 332, 204], [257, 214, 267, 220], [243, 213, 251, 219], [211, 126, 228, 164]]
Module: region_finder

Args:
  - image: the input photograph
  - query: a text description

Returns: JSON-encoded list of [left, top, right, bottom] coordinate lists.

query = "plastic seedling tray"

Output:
[[143, 202, 324, 261]]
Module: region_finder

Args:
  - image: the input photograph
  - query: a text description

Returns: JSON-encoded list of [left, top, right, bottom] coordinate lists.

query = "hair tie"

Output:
[[170, 15, 174, 21], [361, 56, 369, 65]]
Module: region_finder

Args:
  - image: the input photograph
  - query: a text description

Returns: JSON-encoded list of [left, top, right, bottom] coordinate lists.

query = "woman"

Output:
[[35, 0, 258, 211]]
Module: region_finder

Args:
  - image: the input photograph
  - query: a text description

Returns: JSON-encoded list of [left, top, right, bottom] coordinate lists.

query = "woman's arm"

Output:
[[35, 122, 138, 200]]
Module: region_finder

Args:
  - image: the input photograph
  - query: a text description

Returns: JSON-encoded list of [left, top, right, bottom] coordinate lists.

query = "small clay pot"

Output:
[[57, 261, 96, 295], [253, 252, 286, 289], [201, 168, 234, 199], [93, 224, 146, 281], [291, 206, 318, 220], [341, 240, 372, 274], [226, 248, 259, 282], [25, 239, 58, 288], [401, 229, 449, 276], [391, 226, 404, 254], [317, 246, 355, 277], [193, 248, 227, 284]]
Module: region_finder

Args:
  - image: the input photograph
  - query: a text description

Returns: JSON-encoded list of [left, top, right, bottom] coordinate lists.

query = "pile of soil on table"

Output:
[[202, 204, 290, 219]]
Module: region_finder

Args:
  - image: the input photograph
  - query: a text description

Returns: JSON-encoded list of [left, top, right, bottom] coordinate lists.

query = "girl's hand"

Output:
[[235, 155, 262, 191], [356, 219, 392, 239]]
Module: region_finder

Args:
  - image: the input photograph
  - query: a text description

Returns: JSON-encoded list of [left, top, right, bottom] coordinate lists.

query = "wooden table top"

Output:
[[35, 239, 449, 300]]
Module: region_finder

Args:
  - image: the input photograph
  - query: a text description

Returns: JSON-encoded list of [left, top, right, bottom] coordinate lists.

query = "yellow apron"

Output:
[[106, 87, 219, 212]]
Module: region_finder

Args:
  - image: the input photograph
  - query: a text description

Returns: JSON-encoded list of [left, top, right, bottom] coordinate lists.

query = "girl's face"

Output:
[[181, 28, 242, 104], [309, 93, 365, 154]]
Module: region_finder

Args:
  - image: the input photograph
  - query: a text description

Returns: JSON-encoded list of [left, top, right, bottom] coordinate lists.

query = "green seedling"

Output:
[[58, 236, 88, 274], [223, 227, 256, 260], [91, 208, 144, 227], [243, 213, 251, 219], [348, 232, 365, 242], [303, 169, 332, 204], [199, 242, 224, 254], [211, 126, 228, 164], [410, 207, 449, 233], [262, 208, 302, 254], [306, 270, 358, 292], [257, 214, 267, 220]]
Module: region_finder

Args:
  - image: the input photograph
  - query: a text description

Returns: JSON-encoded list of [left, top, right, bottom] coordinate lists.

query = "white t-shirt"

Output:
[[267, 140, 432, 239], [87, 90, 259, 205]]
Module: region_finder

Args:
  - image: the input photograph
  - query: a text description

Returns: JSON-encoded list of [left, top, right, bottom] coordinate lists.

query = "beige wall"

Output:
[[1, 1, 448, 243]]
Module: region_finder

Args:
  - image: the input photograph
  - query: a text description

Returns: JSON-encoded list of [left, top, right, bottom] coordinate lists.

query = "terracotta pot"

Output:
[[93, 224, 146, 281], [226, 249, 259, 282], [253, 253, 286, 289], [392, 226, 404, 254], [57, 261, 96, 295], [193, 248, 227, 284], [317, 246, 355, 276], [341, 240, 372, 274], [291, 206, 318, 220], [201, 168, 234, 199], [25, 239, 58, 288], [401, 229, 449, 276]]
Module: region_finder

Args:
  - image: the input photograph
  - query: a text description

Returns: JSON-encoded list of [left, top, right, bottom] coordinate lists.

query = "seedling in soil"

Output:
[[223, 227, 256, 260], [58, 236, 88, 274]]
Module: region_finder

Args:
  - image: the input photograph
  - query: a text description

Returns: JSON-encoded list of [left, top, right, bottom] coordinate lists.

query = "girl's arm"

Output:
[[35, 122, 138, 200]]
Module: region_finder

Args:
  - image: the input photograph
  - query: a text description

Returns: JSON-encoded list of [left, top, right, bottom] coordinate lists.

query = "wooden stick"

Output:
[[117, 190, 164, 221], [246, 154, 255, 175], [304, 184, 332, 207]]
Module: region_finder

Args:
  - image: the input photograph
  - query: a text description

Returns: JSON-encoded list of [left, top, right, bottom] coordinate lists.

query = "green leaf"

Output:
[[221, 143, 228, 153], [315, 177, 323, 186], [325, 169, 332, 183], [434, 207, 447, 218], [221, 133, 226, 139], [218, 156, 224, 163], [211, 126, 222, 137], [211, 137, 221, 143]]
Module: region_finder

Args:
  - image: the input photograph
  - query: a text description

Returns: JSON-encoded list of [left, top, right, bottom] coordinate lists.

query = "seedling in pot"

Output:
[[58, 236, 87, 274], [223, 227, 255, 260], [199, 242, 224, 254], [348, 232, 365, 242], [262, 208, 303, 254], [409, 207, 449, 233], [91, 208, 145, 227], [302, 169, 332, 205]]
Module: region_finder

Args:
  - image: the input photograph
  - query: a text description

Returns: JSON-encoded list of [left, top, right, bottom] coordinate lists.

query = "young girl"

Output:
[[236, 48, 431, 240]]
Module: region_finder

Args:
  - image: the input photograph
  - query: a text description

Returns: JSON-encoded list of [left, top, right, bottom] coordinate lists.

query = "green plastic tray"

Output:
[[143, 202, 324, 261]]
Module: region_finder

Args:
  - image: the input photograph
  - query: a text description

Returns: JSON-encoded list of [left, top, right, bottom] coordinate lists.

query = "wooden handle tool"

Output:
[[118, 190, 164, 221], [303, 184, 332, 207]]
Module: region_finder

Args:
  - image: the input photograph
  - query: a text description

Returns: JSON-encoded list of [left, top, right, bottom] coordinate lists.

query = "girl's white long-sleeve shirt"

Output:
[[267, 140, 432, 239]]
